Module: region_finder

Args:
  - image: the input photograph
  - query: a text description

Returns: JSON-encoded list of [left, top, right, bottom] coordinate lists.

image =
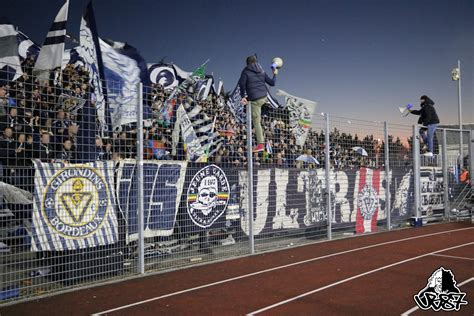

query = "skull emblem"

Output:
[[194, 176, 218, 215]]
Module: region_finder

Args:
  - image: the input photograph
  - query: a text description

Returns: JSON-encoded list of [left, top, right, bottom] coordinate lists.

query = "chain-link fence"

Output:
[[0, 62, 472, 304]]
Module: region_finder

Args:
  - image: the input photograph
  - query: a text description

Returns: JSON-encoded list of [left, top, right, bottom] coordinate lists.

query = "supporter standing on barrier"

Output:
[[407, 95, 440, 157], [238, 55, 277, 153]]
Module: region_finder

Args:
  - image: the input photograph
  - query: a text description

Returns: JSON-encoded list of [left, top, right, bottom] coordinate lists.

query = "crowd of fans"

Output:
[[0, 58, 411, 193], [145, 81, 410, 169]]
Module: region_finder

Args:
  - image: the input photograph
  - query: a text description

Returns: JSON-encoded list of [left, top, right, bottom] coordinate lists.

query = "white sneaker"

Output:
[[423, 152, 433, 157]]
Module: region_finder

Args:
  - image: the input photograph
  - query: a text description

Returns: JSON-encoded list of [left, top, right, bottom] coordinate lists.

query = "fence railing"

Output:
[[0, 63, 472, 304]]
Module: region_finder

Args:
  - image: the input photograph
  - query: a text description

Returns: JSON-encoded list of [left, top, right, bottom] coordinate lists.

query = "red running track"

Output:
[[1, 222, 473, 316]]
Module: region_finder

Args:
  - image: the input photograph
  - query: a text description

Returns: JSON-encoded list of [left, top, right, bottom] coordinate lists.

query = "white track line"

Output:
[[92, 227, 473, 315], [247, 242, 474, 315], [401, 277, 474, 316], [430, 253, 474, 261]]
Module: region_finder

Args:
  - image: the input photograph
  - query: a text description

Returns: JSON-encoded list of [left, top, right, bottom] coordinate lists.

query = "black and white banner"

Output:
[[277, 90, 317, 147], [177, 163, 240, 234], [31, 161, 118, 251], [420, 167, 444, 216], [148, 63, 191, 90], [237, 167, 413, 236], [116, 160, 187, 243]]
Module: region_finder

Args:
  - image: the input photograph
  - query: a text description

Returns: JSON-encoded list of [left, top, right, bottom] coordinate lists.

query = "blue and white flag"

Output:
[[77, 1, 110, 137], [31, 160, 118, 252], [0, 18, 23, 82], [197, 77, 213, 101], [116, 160, 187, 243], [226, 85, 245, 123], [173, 100, 223, 161], [34, 0, 69, 81], [100, 38, 151, 130]]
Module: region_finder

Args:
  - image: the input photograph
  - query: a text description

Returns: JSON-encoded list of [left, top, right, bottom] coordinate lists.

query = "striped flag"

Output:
[[197, 77, 213, 101], [216, 80, 223, 96], [34, 0, 69, 82], [175, 101, 223, 161], [265, 90, 283, 109], [30, 160, 118, 251], [0, 18, 23, 82], [266, 142, 273, 155]]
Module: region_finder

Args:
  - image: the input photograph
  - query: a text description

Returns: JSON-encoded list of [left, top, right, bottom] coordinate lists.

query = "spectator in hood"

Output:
[[408, 95, 440, 157], [238, 55, 277, 153]]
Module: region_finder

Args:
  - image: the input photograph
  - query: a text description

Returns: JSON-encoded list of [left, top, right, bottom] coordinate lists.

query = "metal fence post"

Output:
[[384, 122, 391, 230], [469, 131, 474, 186], [246, 103, 255, 254], [441, 129, 450, 221], [413, 125, 421, 218], [325, 114, 332, 240], [137, 82, 145, 274]]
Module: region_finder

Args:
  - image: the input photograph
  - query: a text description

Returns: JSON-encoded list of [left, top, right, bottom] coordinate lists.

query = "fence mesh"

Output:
[[0, 62, 471, 304]]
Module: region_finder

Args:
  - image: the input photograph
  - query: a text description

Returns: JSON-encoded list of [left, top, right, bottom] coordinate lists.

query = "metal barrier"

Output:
[[0, 62, 472, 304]]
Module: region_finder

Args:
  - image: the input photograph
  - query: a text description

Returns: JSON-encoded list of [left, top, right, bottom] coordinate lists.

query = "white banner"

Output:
[[277, 89, 318, 147]]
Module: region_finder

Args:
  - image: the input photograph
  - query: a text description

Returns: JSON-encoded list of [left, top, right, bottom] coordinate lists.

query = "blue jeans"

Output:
[[420, 124, 438, 153]]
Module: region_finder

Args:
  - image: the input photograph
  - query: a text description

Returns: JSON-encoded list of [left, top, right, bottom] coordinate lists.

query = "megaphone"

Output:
[[271, 57, 283, 74], [398, 103, 412, 117]]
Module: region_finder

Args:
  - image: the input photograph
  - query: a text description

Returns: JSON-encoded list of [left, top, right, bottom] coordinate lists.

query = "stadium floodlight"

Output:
[[451, 67, 460, 81]]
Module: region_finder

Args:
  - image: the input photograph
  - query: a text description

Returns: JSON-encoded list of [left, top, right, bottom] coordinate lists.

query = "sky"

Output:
[[3, 0, 473, 129]]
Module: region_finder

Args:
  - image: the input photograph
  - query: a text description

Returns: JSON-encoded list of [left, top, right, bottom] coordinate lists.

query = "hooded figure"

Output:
[[409, 95, 440, 156], [410, 95, 439, 126], [238, 55, 277, 152]]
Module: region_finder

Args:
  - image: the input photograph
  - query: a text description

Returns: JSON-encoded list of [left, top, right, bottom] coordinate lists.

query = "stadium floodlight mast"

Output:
[[451, 60, 463, 168]]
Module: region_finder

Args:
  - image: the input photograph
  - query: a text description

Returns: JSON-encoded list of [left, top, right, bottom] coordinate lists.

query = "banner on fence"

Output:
[[31, 161, 118, 251], [238, 167, 412, 236], [116, 160, 187, 243], [177, 163, 240, 234], [420, 167, 444, 216]]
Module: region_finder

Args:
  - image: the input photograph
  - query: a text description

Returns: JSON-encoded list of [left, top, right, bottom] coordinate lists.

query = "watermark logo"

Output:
[[414, 267, 468, 312]]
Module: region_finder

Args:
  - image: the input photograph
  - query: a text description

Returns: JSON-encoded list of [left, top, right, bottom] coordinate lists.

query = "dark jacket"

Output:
[[238, 63, 276, 101], [0, 137, 17, 167], [15, 141, 33, 167], [410, 97, 440, 126], [56, 148, 74, 163]]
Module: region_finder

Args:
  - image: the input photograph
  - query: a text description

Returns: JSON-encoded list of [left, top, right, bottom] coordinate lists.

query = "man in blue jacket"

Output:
[[238, 55, 277, 152], [408, 95, 440, 157]]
